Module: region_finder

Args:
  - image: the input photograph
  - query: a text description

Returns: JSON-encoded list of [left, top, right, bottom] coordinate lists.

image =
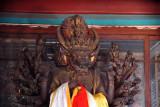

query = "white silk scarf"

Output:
[[49, 82, 97, 107]]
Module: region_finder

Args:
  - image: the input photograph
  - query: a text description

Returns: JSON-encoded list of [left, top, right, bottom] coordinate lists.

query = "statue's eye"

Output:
[[91, 56, 95, 62]]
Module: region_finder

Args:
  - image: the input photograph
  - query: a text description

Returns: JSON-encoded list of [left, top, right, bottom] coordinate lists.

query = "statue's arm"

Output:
[[106, 71, 115, 104], [96, 71, 115, 105], [40, 70, 52, 102], [120, 58, 137, 84]]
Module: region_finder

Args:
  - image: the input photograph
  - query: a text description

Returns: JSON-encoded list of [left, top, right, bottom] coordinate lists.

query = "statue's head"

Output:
[[56, 15, 100, 73]]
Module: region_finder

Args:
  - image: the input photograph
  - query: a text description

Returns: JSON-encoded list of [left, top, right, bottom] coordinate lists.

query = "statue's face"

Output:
[[56, 15, 99, 72], [56, 46, 98, 70], [69, 50, 96, 72]]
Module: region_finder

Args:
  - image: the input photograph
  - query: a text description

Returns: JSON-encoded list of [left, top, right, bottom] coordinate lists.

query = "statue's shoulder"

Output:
[[91, 68, 107, 86], [94, 68, 108, 88], [92, 68, 108, 95]]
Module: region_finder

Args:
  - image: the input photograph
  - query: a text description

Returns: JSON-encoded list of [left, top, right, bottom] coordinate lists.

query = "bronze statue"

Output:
[[10, 15, 141, 107]]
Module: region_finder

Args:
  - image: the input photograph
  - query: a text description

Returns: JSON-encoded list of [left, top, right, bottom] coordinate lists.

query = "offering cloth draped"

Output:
[[49, 82, 109, 107]]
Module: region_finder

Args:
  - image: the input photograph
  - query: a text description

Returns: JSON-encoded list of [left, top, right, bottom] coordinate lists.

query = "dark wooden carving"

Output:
[[4, 15, 141, 107]]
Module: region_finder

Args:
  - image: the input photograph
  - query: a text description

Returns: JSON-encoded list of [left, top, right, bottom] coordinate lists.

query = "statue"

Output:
[[9, 15, 141, 107]]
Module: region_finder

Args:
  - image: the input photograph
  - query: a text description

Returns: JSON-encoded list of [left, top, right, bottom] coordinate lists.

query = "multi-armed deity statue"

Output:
[[10, 15, 141, 107]]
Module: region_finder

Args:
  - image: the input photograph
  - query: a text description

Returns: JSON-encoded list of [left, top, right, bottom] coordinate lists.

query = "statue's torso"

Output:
[[49, 67, 93, 93], [49, 67, 107, 96]]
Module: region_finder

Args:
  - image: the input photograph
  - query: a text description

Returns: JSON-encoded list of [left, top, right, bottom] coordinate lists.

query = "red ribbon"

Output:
[[72, 82, 89, 107]]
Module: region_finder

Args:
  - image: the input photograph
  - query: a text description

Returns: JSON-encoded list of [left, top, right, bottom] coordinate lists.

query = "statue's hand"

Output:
[[131, 58, 138, 68]]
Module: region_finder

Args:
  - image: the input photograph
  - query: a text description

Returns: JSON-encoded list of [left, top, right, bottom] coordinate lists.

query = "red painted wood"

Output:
[[96, 27, 160, 35], [0, 33, 57, 39], [0, 25, 160, 36], [149, 36, 160, 40], [0, 25, 57, 33], [99, 35, 146, 40], [0, 0, 160, 15], [150, 60, 160, 62], [144, 36, 151, 107]]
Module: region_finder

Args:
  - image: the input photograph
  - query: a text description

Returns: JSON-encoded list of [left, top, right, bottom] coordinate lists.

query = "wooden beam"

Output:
[[0, 32, 57, 39], [0, 0, 160, 15], [144, 36, 151, 107], [0, 25, 160, 37]]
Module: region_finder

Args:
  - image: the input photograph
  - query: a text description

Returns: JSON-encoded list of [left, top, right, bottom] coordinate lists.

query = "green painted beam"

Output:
[[0, 13, 160, 25]]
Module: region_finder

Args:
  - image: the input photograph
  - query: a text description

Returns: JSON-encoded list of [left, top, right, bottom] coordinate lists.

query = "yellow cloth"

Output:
[[49, 88, 57, 107], [92, 93, 109, 107], [67, 85, 72, 107], [50, 86, 109, 107], [71, 87, 80, 104]]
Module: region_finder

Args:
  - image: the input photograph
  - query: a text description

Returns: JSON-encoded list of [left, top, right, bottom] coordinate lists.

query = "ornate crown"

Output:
[[57, 15, 99, 52]]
